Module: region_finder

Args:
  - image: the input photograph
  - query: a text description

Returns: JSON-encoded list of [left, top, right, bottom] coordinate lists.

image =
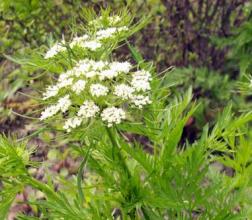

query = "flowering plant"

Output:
[[39, 11, 152, 133], [2, 8, 252, 220]]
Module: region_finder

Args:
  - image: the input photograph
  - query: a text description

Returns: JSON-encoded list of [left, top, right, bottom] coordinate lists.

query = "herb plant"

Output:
[[1, 8, 252, 220]]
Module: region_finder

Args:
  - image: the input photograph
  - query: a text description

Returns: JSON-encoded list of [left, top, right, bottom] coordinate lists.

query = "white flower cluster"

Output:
[[63, 100, 100, 132], [41, 58, 152, 131], [77, 101, 100, 118], [63, 117, 82, 133], [44, 16, 128, 59], [40, 95, 71, 120], [101, 107, 126, 127], [70, 35, 102, 51], [88, 15, 121, 27], [72, 80, 86, 94], [131, 95, 151, 109], [40, 59, 152, 132], [44, 41, 67, 59], [42, 59, 133, 101], [90, 84, 109, 97], [96, 26, 128, 40], [99, 61, 131, 80], [79, 40, 102, 51], [131, 70, 152, 92], [114, 84, 134, 100], [69, 35, 89, 48]]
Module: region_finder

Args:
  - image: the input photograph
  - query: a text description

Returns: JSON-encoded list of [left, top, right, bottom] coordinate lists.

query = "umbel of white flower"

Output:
[[40, 59, 152, 131], [44, 15, 128, 59]]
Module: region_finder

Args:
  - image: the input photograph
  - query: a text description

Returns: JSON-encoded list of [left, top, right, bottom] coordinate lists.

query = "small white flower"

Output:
[[91, 60, 108, 71], [80, 40, 102, 51], [90, 84, 109, 97], [110, 61, 132, 73], [132, 70, 152, 81], [88, 17, 101, 26], [96, 26, 128, 40], [57, 95, 72, 113], [70, 35, 89, 48], [89, 15, 121, 27], [63, 117, 83, 132], [77, 100, 100, 118], [58, 70, 74, 82], [84, 70, 97, 78], [108, 15, 121, 25], [40, 95, 72, 120], [96, 27, 117, 39], [114, 84, 135, 99], [131, 70, 152, 92], [131, 95, 151, 109], [57, 78, 74, 89], [73, 59, 94, 77], [44, 41, 66, 59], [99, 69, 118, 80], [72, 80, 86, 94], [118, 26, 128, 32], [131, 79, 151, 92], [43, 85, 59, 100], [40, 105, 60, 120], [101, 107, 126, 127]]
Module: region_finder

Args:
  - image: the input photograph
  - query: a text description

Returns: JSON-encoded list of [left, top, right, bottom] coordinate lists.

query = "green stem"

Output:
[[77, 144, 91, 205], [77, 159, 86, 204], [141, 207, 151, 220], [105, 126, 131, 178], [128, 209, 136, 220], [106, 126, 116, 160]]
